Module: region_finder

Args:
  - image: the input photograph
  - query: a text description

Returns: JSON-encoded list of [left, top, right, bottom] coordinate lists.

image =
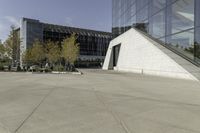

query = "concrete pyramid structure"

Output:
[[103, 28, 199, 81]]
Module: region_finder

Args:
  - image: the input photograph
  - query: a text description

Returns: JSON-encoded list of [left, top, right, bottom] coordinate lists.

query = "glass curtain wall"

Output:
[[112, 0, 200, 65]]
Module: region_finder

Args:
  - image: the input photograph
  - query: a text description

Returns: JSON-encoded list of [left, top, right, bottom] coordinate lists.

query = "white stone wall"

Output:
[[103, 28, 198, 81]]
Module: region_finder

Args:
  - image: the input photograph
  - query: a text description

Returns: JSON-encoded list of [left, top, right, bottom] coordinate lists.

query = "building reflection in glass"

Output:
[[112, 0, 200, 65]]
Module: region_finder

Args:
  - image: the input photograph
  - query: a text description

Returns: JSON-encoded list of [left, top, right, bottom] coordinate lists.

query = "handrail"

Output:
[[134, 28, 200, 67]]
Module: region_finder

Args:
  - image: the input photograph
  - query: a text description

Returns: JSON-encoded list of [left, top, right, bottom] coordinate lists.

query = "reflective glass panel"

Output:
[[151, 10, 165, 38], [166, 29, 194, 60], [171, 0, 194, 34]]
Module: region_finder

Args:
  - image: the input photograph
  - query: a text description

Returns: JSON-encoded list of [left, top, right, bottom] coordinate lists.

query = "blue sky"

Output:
[[0, 0, 112, 42]]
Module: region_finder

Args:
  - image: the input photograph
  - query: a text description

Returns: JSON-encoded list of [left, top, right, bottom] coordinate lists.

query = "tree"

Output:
[[22, 49, 33, 65], [45, 40, 61, 67], [30, 39, 45, 66], [0, 41, 11, 69], [0, 43, 5, 58], [62, 33, 79, 71], [4, 26, 20, 66]]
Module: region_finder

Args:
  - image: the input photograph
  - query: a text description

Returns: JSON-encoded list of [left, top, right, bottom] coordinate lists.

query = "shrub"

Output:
[[0, 64, 4, 71], [17, 66, 21, 72], [45, 68, 52, 73], [53, 65, 64, 72]]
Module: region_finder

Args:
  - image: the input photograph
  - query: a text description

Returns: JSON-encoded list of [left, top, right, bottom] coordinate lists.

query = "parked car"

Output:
[[29, 65, 40, 72], [3, 65, 10, 71], [11, 67, 17, 72]]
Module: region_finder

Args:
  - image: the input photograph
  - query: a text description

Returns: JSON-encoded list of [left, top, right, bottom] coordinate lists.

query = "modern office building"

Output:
[[20, 18, 112, 66], [103, 0, 200, 80]]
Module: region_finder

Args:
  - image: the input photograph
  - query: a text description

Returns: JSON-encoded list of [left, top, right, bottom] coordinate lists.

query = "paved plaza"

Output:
[[0, 69, 200, 133]]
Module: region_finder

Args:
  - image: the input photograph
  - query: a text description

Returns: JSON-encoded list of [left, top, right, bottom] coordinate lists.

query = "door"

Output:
[[113, 44, 121, 67]]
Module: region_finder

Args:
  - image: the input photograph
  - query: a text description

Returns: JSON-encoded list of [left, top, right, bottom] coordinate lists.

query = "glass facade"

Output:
[[43, 25, 111, 56], [112, 0, 200, 65], [21, 18, 112, 57]]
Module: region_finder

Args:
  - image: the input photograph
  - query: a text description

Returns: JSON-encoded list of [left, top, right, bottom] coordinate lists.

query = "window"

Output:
[[166, 29, 194, 60], [171, 0, 194, 34], [151, 10, 165, 38]]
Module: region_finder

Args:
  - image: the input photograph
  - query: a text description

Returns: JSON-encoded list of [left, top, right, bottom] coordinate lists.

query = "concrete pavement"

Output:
[[0, 69, 200, 133]]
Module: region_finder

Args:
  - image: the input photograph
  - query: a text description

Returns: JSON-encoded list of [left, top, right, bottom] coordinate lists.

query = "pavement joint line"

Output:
[[96, 90, 200, 108], [92, 88, 132, 133], [14, 87, 56, 133], [93, 90, 200, 133]]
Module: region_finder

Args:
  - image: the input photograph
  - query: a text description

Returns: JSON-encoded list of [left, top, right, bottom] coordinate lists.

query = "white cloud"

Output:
[[0, 21, 8, 42], [0, 16, 20, 42], [4, 16, 20, 27], [0, 23, 3, 33]]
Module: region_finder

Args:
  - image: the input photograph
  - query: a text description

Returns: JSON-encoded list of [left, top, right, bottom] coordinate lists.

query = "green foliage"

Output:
[[31, 40, 45, 64], [0, 44, 5, 56], [23, 39, 45, 65], [4, 26, 20, 59], [45, 41, 61, 65], [44, 68, 52, 73], [22, 34, 79, 72], [62, 33, 80, 65], [53, 65, 64, 71], [17, 66, 21, 71], [22, 49, 33, 65], [0, 64, 4, 71], [0, 56, 11, 70], [4, 38, 12, 59]]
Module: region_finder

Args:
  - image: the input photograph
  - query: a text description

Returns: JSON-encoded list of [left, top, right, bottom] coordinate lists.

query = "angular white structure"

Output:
[[103, 28, 198, 81]]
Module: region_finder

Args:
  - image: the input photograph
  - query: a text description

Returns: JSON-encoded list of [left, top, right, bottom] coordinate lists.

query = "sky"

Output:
[[0, 0, 112, 42]]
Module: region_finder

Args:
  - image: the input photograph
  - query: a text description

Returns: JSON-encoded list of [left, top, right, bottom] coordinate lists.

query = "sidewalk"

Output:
[[0, 70, 200, 133]]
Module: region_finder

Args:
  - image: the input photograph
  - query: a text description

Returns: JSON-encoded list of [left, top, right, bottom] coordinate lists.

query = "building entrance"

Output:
[[113, 44, 121, 67]]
